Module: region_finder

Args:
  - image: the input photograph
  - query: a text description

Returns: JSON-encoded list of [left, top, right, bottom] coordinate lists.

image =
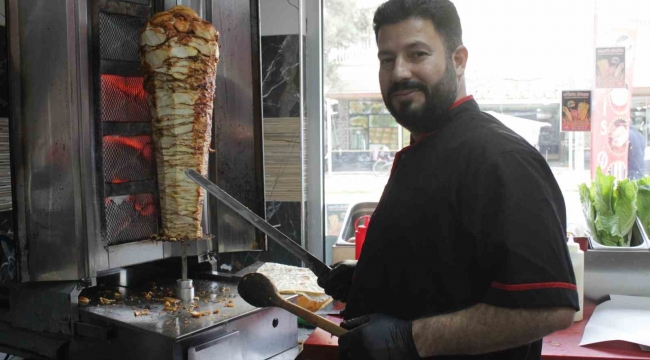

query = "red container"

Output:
[[354, 215, 371, 259]]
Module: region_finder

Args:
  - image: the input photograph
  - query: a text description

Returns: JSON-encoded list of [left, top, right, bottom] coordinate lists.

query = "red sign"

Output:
[[590, 2, 639, 180]]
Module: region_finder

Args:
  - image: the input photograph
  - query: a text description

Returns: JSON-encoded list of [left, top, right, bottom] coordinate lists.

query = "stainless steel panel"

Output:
[[77, 0, 106, 280], [79, 277, 297, 340], [164, 239, 210, 258], [209, 0, 266, 253], [189, 331, 243, 360], [10, 281, 79, 334], [585, 251, 650, 303], [9, 0, 90, 281], [229, 306, 298, 360], [7, 0, 28, 282], [176, 0, 208, 19], [72, 301, 296, 360], [177, 306, 297, 360], [303, 0, 325, 261], [107, 240, 164, 268]]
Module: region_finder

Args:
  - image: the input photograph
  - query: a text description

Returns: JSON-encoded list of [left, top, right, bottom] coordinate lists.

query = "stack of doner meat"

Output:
[[139, 6, 219, 240]]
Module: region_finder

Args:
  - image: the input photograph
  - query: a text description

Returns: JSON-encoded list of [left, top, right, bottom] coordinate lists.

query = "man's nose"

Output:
[[391, 57, 412, 83]]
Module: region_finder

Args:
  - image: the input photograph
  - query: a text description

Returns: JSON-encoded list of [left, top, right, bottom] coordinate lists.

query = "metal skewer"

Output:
[[181, 240, 188, 281], [176, 240, 194, 301]]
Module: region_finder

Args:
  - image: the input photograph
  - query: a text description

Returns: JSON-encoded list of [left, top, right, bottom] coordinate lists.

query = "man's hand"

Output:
[[338, 314, 420, 360], [317, 260, 357, 301]]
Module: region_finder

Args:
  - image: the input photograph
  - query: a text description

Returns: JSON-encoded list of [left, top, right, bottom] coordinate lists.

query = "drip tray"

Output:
[[76, 278, 298, 360]]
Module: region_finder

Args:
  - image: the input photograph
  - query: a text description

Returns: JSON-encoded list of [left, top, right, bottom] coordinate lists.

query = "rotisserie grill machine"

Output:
[[1, 0, 292, 359]]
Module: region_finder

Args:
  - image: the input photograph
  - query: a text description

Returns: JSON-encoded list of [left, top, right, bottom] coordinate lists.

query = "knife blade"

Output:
[[185, 169, 332, 279]]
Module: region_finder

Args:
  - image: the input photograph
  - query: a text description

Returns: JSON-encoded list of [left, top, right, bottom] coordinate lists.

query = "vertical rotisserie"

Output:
[[139, 6, 219, 239]]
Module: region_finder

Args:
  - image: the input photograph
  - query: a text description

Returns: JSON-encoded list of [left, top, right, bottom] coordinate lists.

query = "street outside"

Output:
[[324, 167, 591, 238]]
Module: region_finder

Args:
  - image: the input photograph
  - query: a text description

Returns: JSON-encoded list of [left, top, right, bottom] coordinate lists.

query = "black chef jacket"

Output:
[[344, 97, 579, 360]]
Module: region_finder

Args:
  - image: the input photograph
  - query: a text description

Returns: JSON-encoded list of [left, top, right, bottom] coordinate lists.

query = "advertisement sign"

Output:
[[590, 1, 639, 180], [562, 91, 591, 132], [596, 47, 626, 89]]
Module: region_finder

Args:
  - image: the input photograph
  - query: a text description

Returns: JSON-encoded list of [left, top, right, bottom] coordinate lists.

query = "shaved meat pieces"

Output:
[[139, 5, 219, 239]]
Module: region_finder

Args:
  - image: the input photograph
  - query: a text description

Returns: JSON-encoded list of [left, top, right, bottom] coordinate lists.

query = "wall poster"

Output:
[[562, 91, 592, 132]]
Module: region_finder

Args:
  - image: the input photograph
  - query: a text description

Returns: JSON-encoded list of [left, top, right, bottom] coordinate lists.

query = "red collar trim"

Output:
[[409, 131, 436, 145], [450, 95, 474, 110]]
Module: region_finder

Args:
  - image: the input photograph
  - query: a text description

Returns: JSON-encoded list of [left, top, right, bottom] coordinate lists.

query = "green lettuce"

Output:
[[635, 177, 650, 237], [579, 167, 637, 246], [579, 183, 596, 237]]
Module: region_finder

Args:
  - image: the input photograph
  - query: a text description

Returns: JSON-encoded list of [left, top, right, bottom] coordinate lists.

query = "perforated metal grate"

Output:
[[105, 193, 158, 245], [103, 135, 155, 183], [99, 12, 146, 62], [120, 0, 150, 5], [101, 75, 151, 122]]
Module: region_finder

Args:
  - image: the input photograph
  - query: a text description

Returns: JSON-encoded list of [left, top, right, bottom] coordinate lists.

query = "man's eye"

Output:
[[412, 52, 427, 58], [379, 58, 394, 65]]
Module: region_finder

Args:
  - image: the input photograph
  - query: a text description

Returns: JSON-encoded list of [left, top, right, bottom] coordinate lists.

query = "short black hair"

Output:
[[373, 0, 463, 57]]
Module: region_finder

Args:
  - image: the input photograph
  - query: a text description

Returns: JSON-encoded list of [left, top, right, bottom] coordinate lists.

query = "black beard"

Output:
[[383, 60, 458, 134]]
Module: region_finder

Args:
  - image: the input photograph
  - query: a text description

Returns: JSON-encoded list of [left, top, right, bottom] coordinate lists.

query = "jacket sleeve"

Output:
[[460, 151, 579, 310]]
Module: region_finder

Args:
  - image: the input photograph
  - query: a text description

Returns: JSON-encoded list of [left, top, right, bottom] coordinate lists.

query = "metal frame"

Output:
[[76, 0, 104, 280], [300, 0, 325, 260], [7, 0, 27, 282], [7, 0, 268, 283], [8, 0, 95, 281], [91, 0, 165, 272], [208, 0, 267, 253]]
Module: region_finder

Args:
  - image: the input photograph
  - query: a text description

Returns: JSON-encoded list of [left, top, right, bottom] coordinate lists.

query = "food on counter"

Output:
[[580, 166, 637, 246], [164, 297, 181, 304], [190, 311, 202, 318], [139, 5, 220, 239], [78, 296, 90, 305], [212, 309, 220, 314], [225, 302, 235, 308], [114, 293, 121, 300], [100, 297, 115, 305], [257, 263, 333, 312], [134, 309, 150, 317], [193, 297, 199, 301], [201, 310, 212, 316]]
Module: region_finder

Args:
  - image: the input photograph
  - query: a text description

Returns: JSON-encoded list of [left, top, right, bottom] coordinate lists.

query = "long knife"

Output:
[[185, 169, 331, 279]]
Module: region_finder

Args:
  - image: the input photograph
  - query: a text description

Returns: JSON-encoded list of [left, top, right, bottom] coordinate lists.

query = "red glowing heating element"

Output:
[[100, 74, 150, 123], [130, 195, 156, 217], [104, 193, 158, 244], [103, 135, 155, 184]]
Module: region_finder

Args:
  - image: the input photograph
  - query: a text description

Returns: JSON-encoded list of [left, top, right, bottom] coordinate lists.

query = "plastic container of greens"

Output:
[[588, 218, 650, 251]]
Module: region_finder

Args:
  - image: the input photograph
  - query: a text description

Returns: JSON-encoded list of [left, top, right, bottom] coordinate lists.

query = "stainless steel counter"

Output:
[[72, 277, 298, 360], [79, 278, 279, 340]]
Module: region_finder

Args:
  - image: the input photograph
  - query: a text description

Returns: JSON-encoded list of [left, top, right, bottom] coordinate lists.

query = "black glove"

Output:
[[338, 314, 420, 360], [317, 260, 357, 302]]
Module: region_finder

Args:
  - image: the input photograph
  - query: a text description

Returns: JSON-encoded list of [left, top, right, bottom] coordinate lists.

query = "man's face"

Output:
[[377, 18, 459, 134]]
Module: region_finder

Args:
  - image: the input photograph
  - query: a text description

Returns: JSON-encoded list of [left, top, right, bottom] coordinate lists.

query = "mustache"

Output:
[[388, 81, 429, 97]]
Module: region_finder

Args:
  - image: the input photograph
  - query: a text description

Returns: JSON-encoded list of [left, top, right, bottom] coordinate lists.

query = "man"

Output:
[[317, 1, 579, 359]]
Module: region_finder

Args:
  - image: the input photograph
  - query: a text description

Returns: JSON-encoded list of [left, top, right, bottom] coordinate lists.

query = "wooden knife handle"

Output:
[[276, 299, 348, 337]]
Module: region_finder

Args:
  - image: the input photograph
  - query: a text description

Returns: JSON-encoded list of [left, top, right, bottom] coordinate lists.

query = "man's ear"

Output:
[[453, 45, 468, 77]]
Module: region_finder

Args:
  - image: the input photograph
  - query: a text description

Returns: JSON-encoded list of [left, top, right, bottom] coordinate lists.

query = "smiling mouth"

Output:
[[392, 89, 419, 98]]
